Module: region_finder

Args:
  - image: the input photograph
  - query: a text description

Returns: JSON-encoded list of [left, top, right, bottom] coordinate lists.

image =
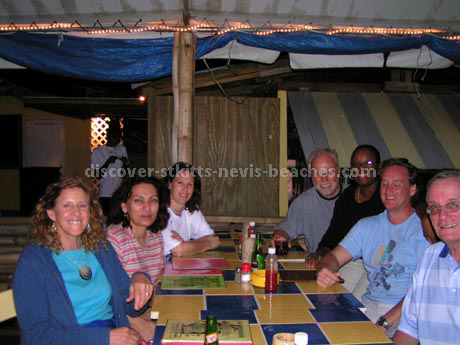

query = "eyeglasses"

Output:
[[426, 201, 460, 216], [351, 160, 376, 169]]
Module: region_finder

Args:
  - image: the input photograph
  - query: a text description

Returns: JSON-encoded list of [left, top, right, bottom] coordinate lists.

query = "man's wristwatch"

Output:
[[376, 316, 390, 330]]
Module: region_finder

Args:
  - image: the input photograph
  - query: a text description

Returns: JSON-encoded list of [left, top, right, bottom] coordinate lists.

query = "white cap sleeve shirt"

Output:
[[90, 144, 128, 197], [161, 207, 215, 255]]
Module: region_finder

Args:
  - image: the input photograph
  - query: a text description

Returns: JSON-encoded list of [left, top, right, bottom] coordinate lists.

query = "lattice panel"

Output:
[[90, 117, 124, 152]]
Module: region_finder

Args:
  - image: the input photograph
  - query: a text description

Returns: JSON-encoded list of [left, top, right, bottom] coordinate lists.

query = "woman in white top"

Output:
[[161, 162, 220, 257]]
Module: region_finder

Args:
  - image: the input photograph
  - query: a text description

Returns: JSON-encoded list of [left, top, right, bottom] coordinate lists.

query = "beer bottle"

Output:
[[204, 315, 219, 345], [251, 233, 262, 271]]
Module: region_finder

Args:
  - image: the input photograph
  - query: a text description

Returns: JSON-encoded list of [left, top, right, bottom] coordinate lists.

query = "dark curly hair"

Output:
[[107, 176, 169, 232], [30, 177, 106, 253], [164, 162, 202, 213]]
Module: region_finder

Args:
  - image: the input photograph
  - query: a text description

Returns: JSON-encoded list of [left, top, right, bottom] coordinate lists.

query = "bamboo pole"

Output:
[[171, 31, 180, 164], [177, 31, 195, 163]]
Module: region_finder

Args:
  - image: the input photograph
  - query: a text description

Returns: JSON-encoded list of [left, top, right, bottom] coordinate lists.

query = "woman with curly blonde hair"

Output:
[[13, 177, 153, 345]]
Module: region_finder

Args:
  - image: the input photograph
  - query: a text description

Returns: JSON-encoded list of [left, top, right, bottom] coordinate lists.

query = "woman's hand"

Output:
[[109, 327, 141, 345], [171, 230, 184, 242], [205, 235, 220, 250], [126, 274, 153, 310], [128, 315, 156, 342]]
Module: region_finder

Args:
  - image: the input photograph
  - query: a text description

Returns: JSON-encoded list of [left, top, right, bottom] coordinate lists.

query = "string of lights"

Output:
[[0, 19, 458, 40]]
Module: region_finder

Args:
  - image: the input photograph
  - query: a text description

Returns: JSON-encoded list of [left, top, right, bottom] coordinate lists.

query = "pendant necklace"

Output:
[[61, 249, 92, 281]]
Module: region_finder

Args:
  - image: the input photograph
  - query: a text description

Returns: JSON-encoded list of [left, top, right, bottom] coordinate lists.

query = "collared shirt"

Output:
[[161, 207, 214, 255], [398, 242, 460, 345]]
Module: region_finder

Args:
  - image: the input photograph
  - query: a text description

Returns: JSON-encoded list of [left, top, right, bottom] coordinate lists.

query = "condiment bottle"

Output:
[[241, 263, 252, 283], [204, 315, 219, 345], [265, 247, 278, 293], [294, 332, 309, 345], [252, 233, 265, 271], [247, 221, 256, 237], [234, 267, 241, 283]]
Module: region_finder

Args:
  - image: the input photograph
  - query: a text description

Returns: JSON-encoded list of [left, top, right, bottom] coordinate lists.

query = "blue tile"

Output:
[[310, 306, 369, 322], [222, 269, 236, 281], [152, 325, 165, 345], [201, 309, 258, 324], [206, 295, 258, 311], [261, 324, 330, 345], [277, 282, 301, 293], [156, 282, 203, 295], [307, 293, 365, 309], [216, 245, 236, 252]]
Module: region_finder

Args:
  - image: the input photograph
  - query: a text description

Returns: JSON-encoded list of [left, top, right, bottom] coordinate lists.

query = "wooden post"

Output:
[[171, 32, 180, 163], [172, 31, 195, 164], [278, 90, 288, 217]]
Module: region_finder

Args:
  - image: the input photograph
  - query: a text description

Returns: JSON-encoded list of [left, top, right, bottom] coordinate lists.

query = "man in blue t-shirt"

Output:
[[316, 158, 429, 336]]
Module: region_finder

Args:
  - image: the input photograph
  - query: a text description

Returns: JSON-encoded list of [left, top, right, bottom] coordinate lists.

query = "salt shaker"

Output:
[[294, 332, 309, 345], [234, 267, 241, 283]]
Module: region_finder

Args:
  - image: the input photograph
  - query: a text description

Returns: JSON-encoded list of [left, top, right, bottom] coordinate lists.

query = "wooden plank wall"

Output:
[[148, 96, 174, 175], [148, 96, 280, 217]]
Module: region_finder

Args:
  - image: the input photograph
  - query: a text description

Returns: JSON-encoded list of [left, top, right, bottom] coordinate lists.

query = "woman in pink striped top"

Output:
[[106, 176, 169, 343]]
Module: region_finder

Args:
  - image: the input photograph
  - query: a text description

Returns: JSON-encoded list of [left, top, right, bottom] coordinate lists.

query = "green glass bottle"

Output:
[[252, 234, 265, 271], [204, 315, 219, 345]]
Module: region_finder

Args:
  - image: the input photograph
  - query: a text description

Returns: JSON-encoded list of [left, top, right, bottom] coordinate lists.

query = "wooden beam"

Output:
[[23, 97, 144, 105], [278, 90, 288, 217], [142, 60, 291, 96]]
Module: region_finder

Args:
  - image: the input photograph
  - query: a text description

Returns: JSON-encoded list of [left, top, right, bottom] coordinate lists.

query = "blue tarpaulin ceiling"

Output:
[[0, 31, 459, 82]]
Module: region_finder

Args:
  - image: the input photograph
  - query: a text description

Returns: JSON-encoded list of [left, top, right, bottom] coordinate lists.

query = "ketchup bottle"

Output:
[[265, 247, 278, 293]]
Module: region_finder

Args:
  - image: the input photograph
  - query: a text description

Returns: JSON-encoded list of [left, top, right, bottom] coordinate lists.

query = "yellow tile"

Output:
[[297, 281, 349, 294], [279, 251, 306, 260], [205, 281, 254, 295], [320, 322, 393, 344], [222, 252, 240, 260], [151, 296, 204, 325], [250, 324, 267, 345], [280, 262, 308, 270], [226, 260, 242, 269], [256, 294, 313, 310], [255, 307, 315, 324], [255, 295, 315, 324], [219, 239, 236, 246]]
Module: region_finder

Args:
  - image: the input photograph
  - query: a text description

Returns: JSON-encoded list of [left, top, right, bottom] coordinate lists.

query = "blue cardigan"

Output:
[[13, 242, 148, 345]]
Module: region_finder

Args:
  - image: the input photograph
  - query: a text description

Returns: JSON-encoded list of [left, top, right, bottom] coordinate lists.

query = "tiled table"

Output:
[[152, 232, 393, 345]]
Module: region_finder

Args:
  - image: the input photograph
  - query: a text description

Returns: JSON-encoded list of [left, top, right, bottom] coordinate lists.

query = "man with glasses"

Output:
[[306, 145, 385, 299], [394, 170, 460, 345], [316, 158, 429, 336]]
